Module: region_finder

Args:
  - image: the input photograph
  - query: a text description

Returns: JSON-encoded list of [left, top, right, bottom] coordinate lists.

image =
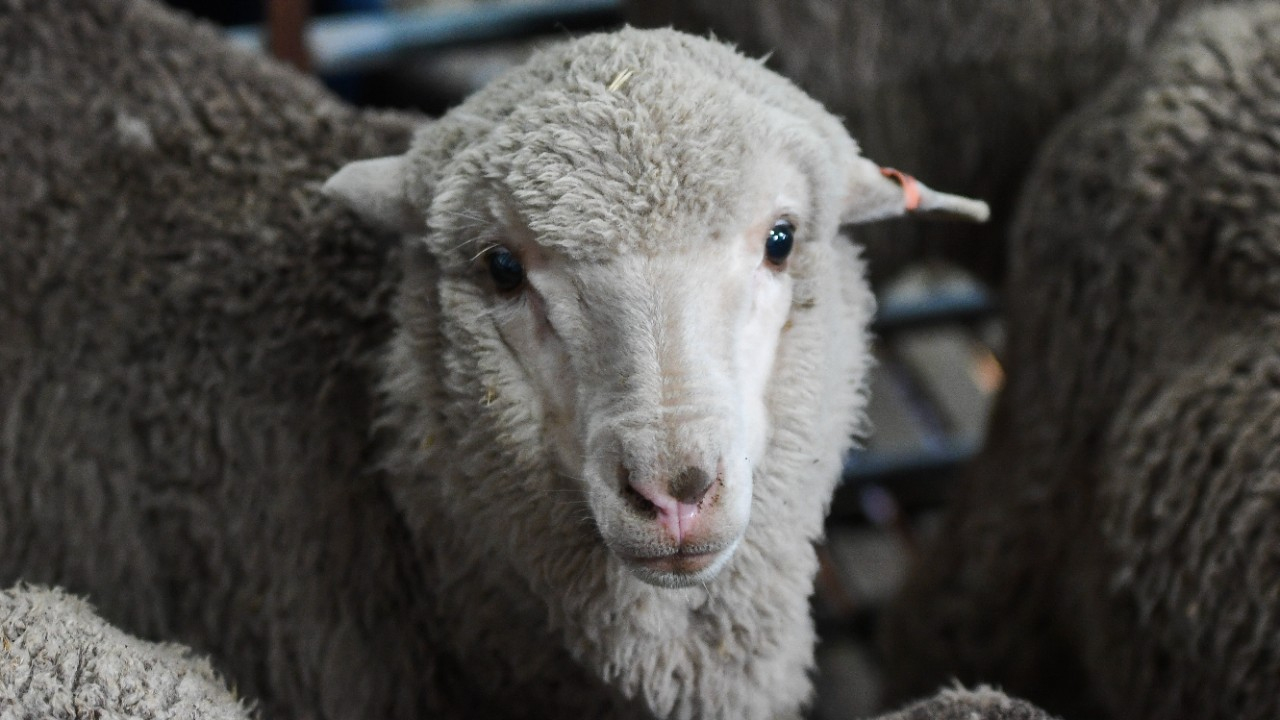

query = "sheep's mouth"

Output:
[[615, 541, 738, 588]]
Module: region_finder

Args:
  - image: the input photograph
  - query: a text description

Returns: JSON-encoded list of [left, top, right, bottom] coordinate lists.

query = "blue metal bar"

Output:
[[227, 0, 621, 75], [871, 286, 995, 331], [842, 438, 981, 481]]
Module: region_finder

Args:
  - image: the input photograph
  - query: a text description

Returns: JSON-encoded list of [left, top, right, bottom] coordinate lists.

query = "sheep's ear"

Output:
[[841, 156, 990, 225], [322, 155, 424, 233]]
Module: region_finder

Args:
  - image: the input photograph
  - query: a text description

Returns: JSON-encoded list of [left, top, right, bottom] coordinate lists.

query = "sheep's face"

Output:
[[324, 28, 988, 594], [462, 155, 808, 588]]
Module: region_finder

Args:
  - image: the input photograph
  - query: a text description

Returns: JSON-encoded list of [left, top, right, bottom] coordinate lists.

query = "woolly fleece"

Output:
[[0, 0, 436, 718], [627, 0, 1231, 285], [881, 685, 1060, 720], [882, 3, 1280, 718], [1, 583, 1068, 720], [0, 586, 251, 720], [1, 584, 1067, 720]]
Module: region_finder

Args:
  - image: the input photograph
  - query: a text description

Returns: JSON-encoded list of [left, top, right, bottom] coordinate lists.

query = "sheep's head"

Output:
[[325, 29, 987, 590]]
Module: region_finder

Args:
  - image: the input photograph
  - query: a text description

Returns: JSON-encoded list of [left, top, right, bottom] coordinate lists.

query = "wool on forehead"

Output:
[[498, 81, 773, 258], [410, 27, 854, 262]]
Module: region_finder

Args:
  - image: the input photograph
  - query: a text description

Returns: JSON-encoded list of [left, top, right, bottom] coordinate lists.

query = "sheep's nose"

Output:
[[621, 463, 718, 543], [669, 466, 713, 505]]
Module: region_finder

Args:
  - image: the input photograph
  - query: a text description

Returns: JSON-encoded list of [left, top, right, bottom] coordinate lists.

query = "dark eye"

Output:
[[487, 249, 524, 292], [765, 220, 795, 265]]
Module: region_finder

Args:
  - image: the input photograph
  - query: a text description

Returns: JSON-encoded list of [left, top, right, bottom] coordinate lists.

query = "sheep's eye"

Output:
[[487, 249, 524, 292], [765, 220, 795, 265]]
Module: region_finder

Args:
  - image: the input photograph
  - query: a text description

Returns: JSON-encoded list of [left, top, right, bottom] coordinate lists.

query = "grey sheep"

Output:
[[0, 1, 997, 719], [882, 3, 1280, 718], [626, 0, 1230, 285], [0, 586, 252, 720]]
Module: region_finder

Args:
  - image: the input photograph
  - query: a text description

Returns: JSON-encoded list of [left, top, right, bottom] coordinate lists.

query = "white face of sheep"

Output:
[[473, 159, 808, 587], [325, 130, 987, 591]]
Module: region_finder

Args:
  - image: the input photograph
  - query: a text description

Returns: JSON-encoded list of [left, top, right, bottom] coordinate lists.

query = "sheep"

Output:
[[880, 3, 1280, 718], [0, 585, 253, 720], [0, 0, 993, 718], [625, 0, 1230, 287]]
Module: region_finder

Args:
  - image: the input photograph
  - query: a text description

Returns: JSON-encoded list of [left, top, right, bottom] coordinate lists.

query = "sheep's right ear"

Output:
[[841, 156, 990, 225], [322, 155, 425, 233]]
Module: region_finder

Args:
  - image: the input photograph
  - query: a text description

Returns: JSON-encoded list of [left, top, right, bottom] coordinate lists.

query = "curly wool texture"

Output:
[[882, 3, 1280, 718], [0, 586, 251, 720], [881, 686, 1060, 720], [0, 588, 1062, 720], [626, 0, 1229, 285], [0, 1, 440, 718]]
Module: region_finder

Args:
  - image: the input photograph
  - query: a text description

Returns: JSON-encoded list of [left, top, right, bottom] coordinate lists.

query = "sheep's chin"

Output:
[[607, 535, 743, 589]]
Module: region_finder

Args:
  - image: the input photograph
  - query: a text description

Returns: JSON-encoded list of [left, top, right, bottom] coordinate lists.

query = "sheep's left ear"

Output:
[[841, 156, 990, 225], [322, 155, 425, 233]]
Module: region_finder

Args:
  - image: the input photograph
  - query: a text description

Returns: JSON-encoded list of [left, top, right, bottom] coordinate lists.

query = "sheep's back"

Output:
[[883, 3, 1280, 718], [0, 1, 439, 718]]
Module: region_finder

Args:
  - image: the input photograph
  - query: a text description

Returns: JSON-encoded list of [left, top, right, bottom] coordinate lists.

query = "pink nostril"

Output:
[[619, 465, 658, 517], [619, 463, 719, 543]]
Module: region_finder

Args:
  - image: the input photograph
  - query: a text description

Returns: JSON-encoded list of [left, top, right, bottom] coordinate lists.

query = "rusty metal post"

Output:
[[267, 0, 313, 73]]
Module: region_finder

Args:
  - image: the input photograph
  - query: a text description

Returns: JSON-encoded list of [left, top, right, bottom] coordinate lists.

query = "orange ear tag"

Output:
[[879, 167, 923, 211]]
